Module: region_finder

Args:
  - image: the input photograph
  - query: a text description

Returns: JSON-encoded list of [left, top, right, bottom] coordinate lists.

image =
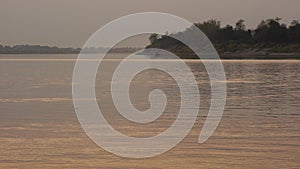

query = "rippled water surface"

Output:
[[0, 54, 299, 168]]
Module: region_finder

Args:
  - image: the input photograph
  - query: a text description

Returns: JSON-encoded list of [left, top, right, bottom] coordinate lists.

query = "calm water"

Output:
[[0, 54, 299, 168]]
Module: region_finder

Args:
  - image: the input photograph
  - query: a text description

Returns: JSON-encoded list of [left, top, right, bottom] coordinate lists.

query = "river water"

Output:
[[0, 54, 299, 168]]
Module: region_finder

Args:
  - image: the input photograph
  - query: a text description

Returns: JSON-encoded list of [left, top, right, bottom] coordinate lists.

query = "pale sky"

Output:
[[0, 0, 299, 47]]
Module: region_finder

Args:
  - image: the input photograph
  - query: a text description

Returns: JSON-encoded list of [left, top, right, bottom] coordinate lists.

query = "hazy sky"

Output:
[[0, 0, 299, 47]]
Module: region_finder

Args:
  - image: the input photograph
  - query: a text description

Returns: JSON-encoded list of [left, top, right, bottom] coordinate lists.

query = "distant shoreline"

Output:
[[0, 45, 141, 55], [1, 44, 300, 59], [0, 51, 135, 54], [220, 53, 300, 59], [1, 52, 300, 60], [138, 49, 300, 59]]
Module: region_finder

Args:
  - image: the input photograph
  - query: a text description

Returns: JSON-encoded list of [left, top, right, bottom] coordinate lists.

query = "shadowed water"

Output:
[[0, 54, 299, 168]]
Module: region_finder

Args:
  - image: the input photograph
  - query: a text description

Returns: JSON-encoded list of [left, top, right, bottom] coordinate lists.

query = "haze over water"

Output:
[[0, 54, 299, 168]]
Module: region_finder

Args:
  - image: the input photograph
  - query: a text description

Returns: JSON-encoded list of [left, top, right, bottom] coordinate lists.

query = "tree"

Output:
[[235, 19, 246, 31], [254, 18, 288, 43], [288, 20, 300, 43], [218, 25, 234, 42], [149, 33, 159, 44], [195, 19, 221, 42], [291, 20, 300, 27]]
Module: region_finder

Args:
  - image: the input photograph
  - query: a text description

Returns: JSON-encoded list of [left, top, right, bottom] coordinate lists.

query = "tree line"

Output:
[[0, 44, 140, 54], [0, 45, 80, 54], [147, 18, 300, 54]]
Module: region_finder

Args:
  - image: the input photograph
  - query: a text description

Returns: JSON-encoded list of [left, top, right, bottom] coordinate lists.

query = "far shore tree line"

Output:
[[147, 18, 300, 53], [0, 44, 140, 54]]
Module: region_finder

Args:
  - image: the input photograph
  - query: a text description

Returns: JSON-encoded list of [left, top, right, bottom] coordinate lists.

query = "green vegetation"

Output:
[[147, 18, 300, 59]]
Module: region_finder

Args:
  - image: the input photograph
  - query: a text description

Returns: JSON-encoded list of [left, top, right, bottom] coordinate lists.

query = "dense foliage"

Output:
[[147, 18, 300, 54]]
